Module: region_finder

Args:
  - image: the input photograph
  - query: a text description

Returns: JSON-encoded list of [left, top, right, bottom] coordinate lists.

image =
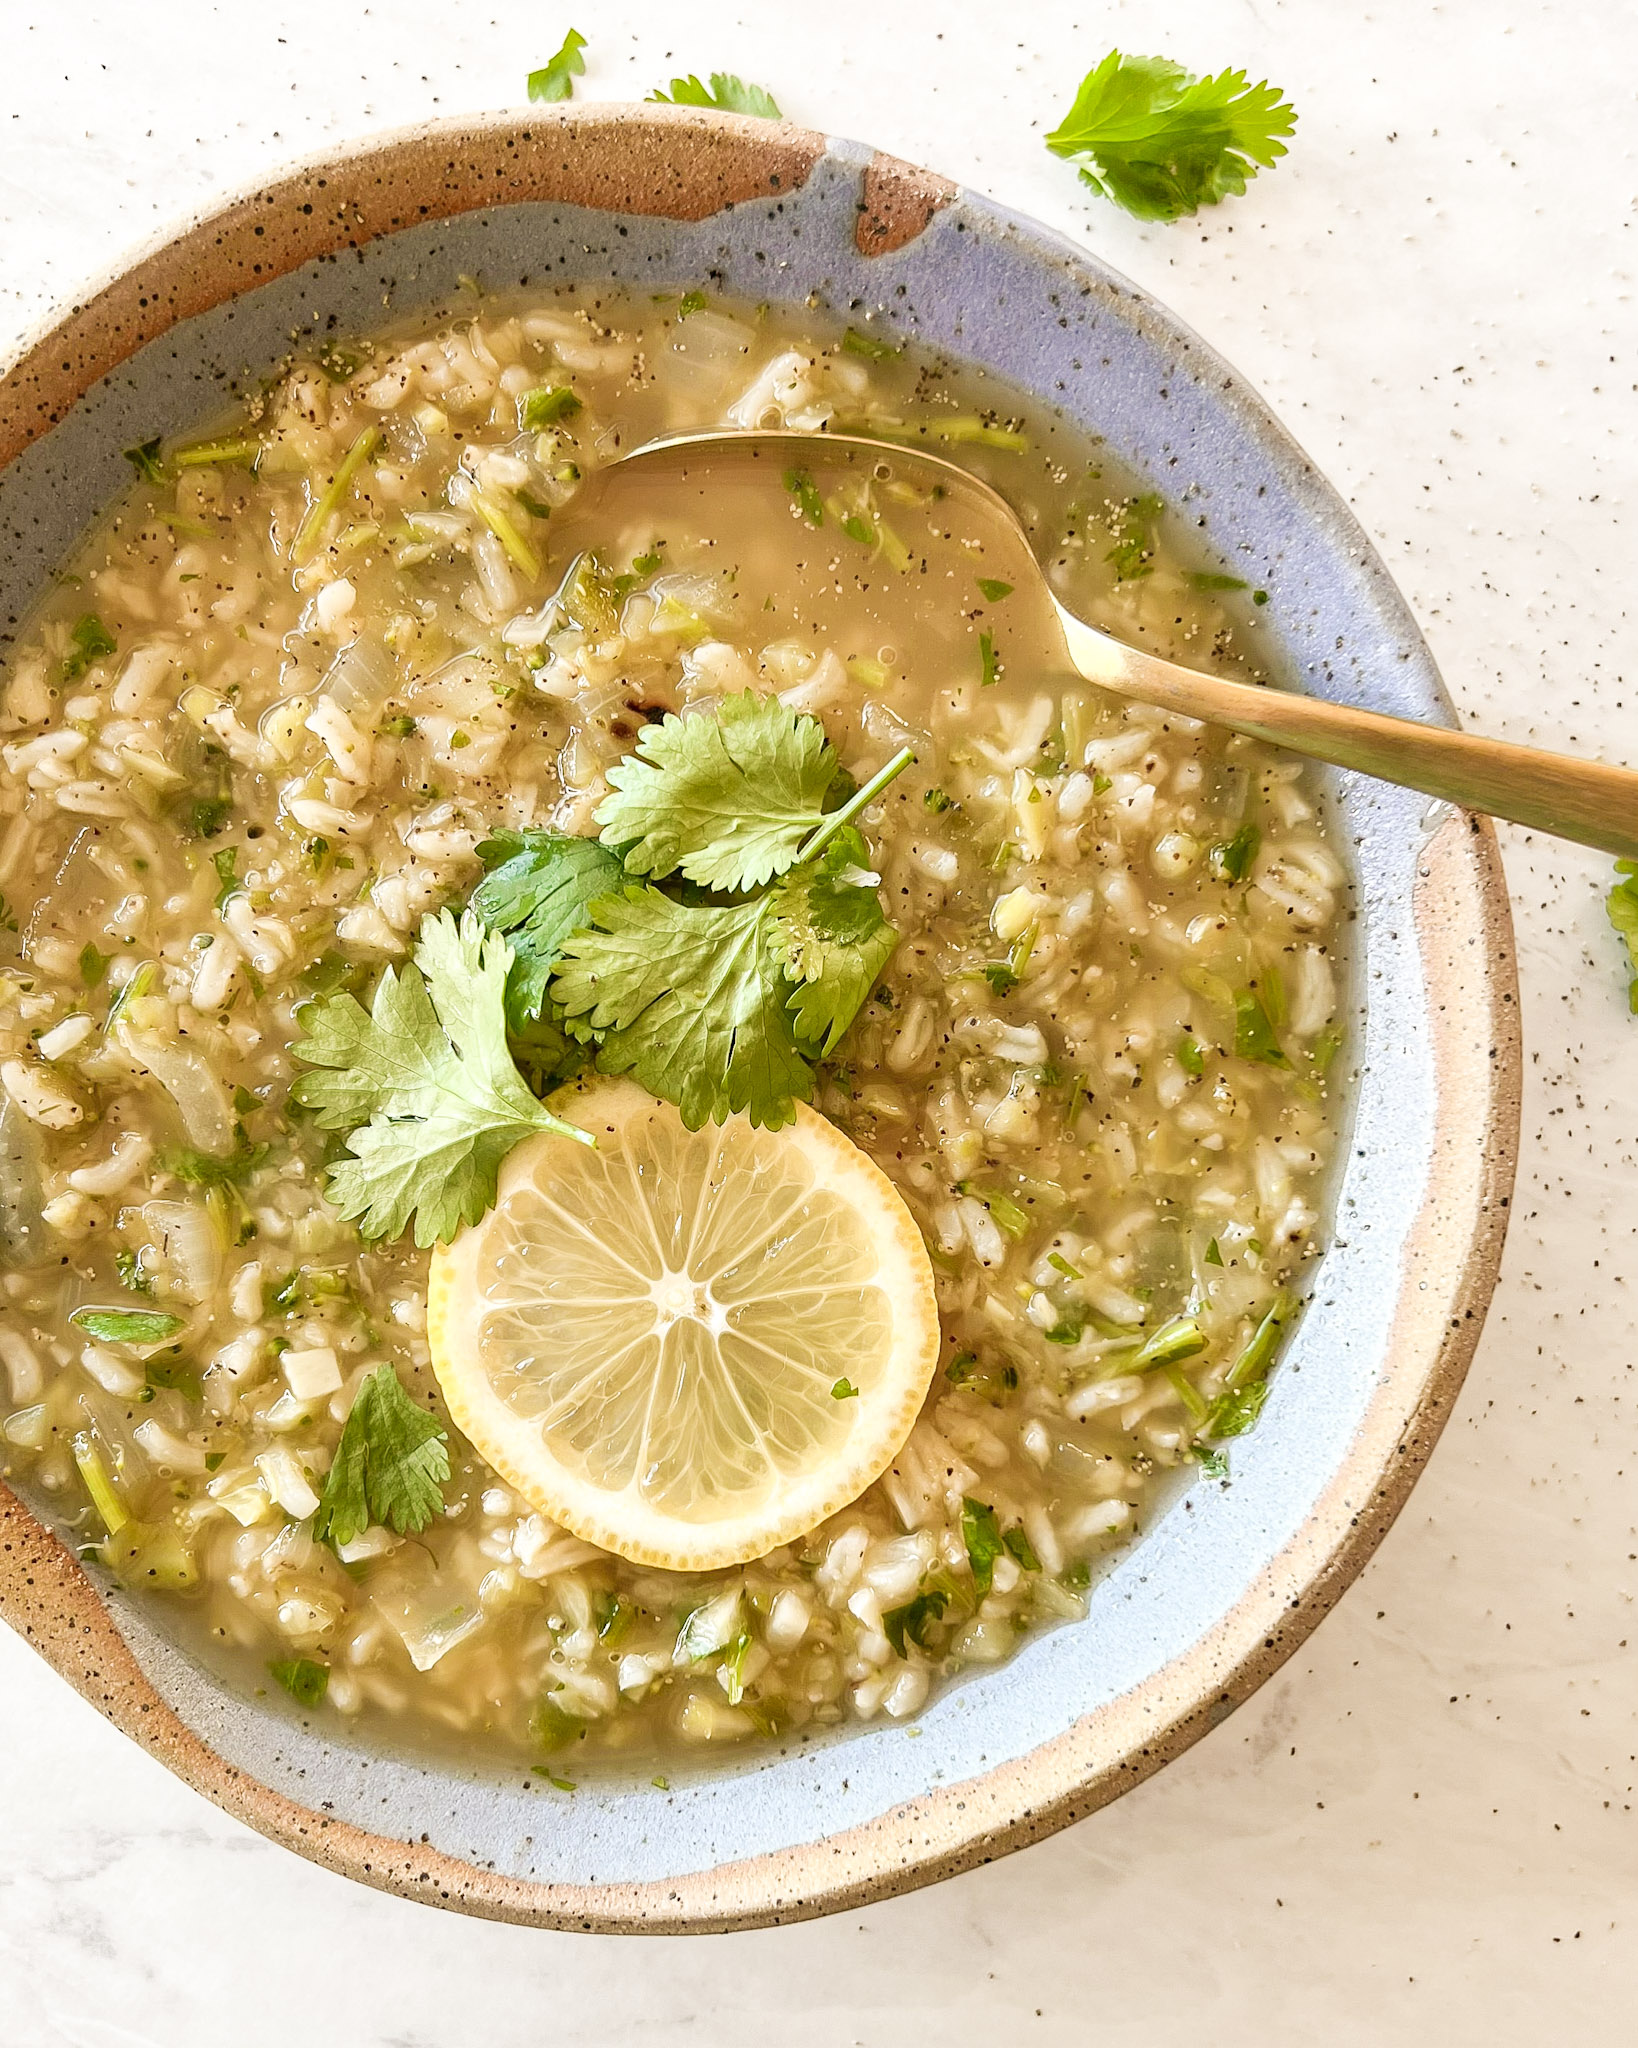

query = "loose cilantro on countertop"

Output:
[[527, 27, 587, 103], [311, 1363, 451, 1550], [1046, 51, 1296, 222], [291, 910, 590, 1247], [1607, 861, 1638, 1011], [647, 72, 782, 119]]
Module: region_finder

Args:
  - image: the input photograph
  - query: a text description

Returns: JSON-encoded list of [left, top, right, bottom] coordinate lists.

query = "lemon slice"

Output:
[[426, 1076, 941, 1570]]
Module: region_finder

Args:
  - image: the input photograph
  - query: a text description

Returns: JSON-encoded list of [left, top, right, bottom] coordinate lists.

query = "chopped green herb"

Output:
[[60, 613, 116, 683], [1188, 571, 1249, 592], [839, 512, 877, 548], [70, 1307, 185, 1346], [1233, 988, 1286, 1065], [212, 846, 240, 910], [517, 383, 582, 431], [1311, 1023, 1344, 1075], [882, 1589, 948, 1658], [312, 1364, 451, 1549], [976, 578, 1014, 602], [317, 341, 362, 384], [958, 1181, 1031, 1239], [830, 1377, 859, 1400], [841, 326, 902, 361], [961, 1498, 1005, 1598], [270, 1657, 329, 1709], [1209, 822, 1260, 884], [1105, 493, 1164, 581], [1045, 50, 1297, 222], [114, 1248, 152, 1295], [124, 438, 166, 484], [1253, 588, 1270, 606], [531, 1696, 583, 1752], [142, 1359, 201, 1409], [79, 943, 111, 989], [1047, 1250, 1083, 1281], [944, 1349, 1019, 1402], [292, 426, 383, 566], [1195, 1444, 1231, 1481], [647, 71, 782, 118], [527, 26, 587, 102], [1176, 1033, 1204, 1077], [675, 289, 709, 318], [1001, 1526, 1041, 1573], [1044, 1305, 1089, 1346], [172, 436, 260, 471], [784, 467, 824, 527], [292, 910, 590, 1247], [1201, 1293, 1293, 1441], [188, 796, 232, 839], [923, 787, 952, 814], [1132, 1314, 1207, 1372], [159, 1138, 266, 1189], [1204, 1237, 1223, 1267], [979, 630, 1002, 687]]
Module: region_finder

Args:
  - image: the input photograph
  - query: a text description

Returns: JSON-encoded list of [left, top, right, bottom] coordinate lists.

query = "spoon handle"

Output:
[[1056, 603, 1638, 863]]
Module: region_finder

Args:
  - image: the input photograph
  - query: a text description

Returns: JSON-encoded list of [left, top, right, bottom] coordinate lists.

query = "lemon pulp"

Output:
[[426, 1076, 940, 1570]]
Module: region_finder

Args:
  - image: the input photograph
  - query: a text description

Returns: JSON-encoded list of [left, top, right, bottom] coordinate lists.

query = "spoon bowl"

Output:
[[582, 429, 1638, 861]]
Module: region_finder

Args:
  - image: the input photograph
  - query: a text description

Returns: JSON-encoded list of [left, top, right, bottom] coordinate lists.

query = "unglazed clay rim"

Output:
[[0, 105, 1520, 1932]]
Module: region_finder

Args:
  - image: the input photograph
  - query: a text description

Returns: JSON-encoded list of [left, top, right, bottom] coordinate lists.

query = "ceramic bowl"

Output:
[[0, 105, 1519, 1932]]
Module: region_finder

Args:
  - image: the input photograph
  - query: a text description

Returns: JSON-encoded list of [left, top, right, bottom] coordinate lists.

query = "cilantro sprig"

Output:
[[1046, 51, 1296, 222], [596, 690, 848, 892], [550, 697, 910, 1128], [291, 910, 590, 1248], [470, 697, 911, 1131]]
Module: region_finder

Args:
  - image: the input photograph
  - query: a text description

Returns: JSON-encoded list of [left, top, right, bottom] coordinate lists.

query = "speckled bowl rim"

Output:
[[0, 105, 1520, 1932]]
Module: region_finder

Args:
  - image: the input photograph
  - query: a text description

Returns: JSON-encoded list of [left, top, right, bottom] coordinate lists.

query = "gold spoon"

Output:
[[581, 428, 1638, 863]]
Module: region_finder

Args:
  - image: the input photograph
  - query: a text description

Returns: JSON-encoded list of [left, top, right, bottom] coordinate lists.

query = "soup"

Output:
[[0, 288, 1345, 1772]]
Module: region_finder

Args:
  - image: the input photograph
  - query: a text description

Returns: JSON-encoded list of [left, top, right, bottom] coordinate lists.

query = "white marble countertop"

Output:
[[2, 0, 1635, 2037]]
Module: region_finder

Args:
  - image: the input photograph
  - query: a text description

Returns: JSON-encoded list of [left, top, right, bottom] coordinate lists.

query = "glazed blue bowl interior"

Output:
[[0, 135, 1454, 1892]]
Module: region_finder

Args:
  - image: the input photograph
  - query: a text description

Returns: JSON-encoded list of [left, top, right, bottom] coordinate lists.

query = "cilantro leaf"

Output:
[[291, 910, 590, 1247], [647, 72, 782, 119], [552, 887, 813, 1130], [311, 1364, 450, 1550], [69, 1307, 185, 1346], [769, 830, 898, 1055], [1046, 52, 1297, 222], [472, 829, 626, 1031], [595, 692, 841, 891], [527, 27, 587, 103]]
